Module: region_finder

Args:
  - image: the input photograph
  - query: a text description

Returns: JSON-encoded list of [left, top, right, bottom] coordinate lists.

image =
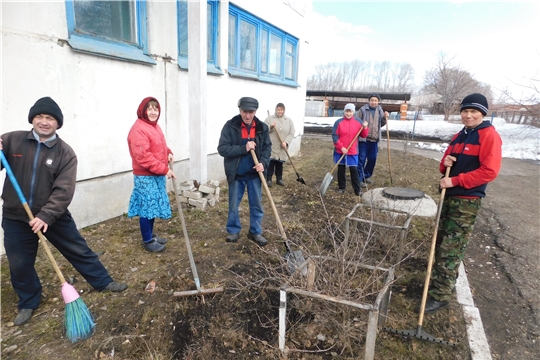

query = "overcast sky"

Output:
[[307, 1, 540, 99]]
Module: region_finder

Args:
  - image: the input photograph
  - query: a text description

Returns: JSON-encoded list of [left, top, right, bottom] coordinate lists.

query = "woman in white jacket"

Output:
[[264, 103, 295, 187]]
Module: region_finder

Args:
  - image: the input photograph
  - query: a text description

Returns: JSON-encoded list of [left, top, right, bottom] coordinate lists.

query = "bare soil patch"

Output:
[[2, 138, 472, 359]]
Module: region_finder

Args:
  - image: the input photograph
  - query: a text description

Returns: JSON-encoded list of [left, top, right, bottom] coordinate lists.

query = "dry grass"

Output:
[[1, 136, 470, 359]]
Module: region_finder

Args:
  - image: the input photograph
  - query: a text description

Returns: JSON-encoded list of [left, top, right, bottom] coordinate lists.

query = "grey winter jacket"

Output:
[[357, 104, 387, 142]]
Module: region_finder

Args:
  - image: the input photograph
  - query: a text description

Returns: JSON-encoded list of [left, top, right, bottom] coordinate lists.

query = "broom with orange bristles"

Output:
[[1, 151, 95, 343]]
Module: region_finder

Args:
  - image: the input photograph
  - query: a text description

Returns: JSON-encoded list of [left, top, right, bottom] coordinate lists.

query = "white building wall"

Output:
[[1, 0, 311, 254]]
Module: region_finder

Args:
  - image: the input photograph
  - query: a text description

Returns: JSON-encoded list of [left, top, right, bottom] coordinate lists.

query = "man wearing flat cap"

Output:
[[217, 97, 271, 246], [1, 97, 127, 326]]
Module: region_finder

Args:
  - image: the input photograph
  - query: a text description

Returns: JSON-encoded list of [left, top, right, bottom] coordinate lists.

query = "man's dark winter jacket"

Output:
[[217, 115, 271, 183], [440, 121, 502, 198], [1, 131, 77, 225]]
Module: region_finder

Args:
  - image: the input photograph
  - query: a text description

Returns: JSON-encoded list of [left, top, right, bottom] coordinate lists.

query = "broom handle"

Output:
[[418, 167, 451, 325], [1, 152, 67, 284], [329, 125, 365, 175], [22, 204, 67, 283]]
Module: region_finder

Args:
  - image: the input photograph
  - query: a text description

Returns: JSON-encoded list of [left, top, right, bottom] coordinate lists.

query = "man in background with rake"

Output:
[[1, 97, 127, 326]]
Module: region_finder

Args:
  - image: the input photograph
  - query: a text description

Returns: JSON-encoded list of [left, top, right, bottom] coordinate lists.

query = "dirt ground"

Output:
[[378, 138, 540, 359], [459, 158, 540, 359], [1, 135, 513, 359]]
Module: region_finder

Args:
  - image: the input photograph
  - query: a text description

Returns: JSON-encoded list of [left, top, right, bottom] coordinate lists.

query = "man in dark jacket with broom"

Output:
[[1, 97, 127, 326]]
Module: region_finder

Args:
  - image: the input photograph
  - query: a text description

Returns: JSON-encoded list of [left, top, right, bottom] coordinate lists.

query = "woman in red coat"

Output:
[[127, 97, 176, 252]]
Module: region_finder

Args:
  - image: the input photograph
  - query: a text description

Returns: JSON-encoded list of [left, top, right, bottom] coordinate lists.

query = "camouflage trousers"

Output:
[[429, 197, 482, 301]]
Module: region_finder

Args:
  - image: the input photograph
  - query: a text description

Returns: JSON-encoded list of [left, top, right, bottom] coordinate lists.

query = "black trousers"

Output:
[[267, 159, 284, 180], [337, 165, 361, 193], [2, 212, 113, 309]]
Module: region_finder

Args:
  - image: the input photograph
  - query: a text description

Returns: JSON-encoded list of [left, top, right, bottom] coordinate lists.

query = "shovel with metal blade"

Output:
[[385, 167, 455, 346], [319, 125, 365, 196], [250, 150, 307, 275], [267, 110, 305, 185]]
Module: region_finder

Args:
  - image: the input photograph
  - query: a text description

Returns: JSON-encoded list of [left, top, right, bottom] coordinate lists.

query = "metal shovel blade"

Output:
[[319, 172, 333, 195], [385, 327, 456, 346], [284, 250, 307, 275], [297, 176, 306, 185]]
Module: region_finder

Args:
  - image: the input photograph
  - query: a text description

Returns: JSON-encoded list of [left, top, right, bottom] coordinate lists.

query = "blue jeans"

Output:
[[2, 212, 113, 310], [358, 140, 379, 181], [226, 177, 264, 235]]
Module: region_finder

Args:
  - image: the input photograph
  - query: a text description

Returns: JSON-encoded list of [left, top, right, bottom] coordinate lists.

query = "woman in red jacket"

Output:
[[127, 97, 176, 252], [331, 103, 368, 196]]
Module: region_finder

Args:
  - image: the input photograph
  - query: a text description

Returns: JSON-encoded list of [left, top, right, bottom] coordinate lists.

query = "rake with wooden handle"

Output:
[[169, 160, 223, 299], [385, 167, 455, 346]]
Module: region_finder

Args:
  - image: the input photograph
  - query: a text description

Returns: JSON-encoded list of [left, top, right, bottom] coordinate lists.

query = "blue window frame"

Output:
[[177, 0, 221, 75], [65, 0, 155, 65], [228, 5, 299, 87]]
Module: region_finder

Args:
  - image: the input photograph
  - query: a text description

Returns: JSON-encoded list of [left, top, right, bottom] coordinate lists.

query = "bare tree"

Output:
[[497, 74, 540, 127], [393, 63, 415, 92], [422, 53, 488, 121], [307, 62, 343, 91], [307, 60, 415, 92], [372, 61, 391, 91]]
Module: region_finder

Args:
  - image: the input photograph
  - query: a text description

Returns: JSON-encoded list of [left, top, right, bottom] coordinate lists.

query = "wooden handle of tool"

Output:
[[386, 120, 393, 185], [250, 150, 287, 240], [21, 203, 67, 284], [272, 117, 301, 176], [329, 125, 365, 175], [418, 166, 451, 325], [169, 160, 200, 286]]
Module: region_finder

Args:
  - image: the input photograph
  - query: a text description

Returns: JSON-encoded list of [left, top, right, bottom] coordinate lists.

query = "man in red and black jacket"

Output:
[[217, 97, 272, 247], [420, 93, 502, 314]]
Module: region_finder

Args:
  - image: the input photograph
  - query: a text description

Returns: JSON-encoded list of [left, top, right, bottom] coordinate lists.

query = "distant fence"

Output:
[[305, 100, 326, 117], [497, 111, 539, 127]]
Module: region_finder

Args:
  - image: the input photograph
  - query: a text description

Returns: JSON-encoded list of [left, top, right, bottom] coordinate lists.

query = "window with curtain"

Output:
[[65, 0, 154, 64], [228, 5, 299, 87]]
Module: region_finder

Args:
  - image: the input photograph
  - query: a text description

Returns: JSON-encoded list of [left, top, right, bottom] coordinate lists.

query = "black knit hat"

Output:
[[28, 97, 64, 128], [460, 93, 488, 116], [369, 93, 381, 101], [238, 97, 259, 111]]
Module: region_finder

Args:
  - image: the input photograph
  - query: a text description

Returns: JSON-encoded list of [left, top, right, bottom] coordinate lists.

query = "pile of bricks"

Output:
[[174, 180, 221, 210]]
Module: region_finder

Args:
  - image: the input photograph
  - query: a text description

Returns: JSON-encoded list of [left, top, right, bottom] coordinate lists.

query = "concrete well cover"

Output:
[[382, 187, 425, 200], [361, 187, 437, 217]]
